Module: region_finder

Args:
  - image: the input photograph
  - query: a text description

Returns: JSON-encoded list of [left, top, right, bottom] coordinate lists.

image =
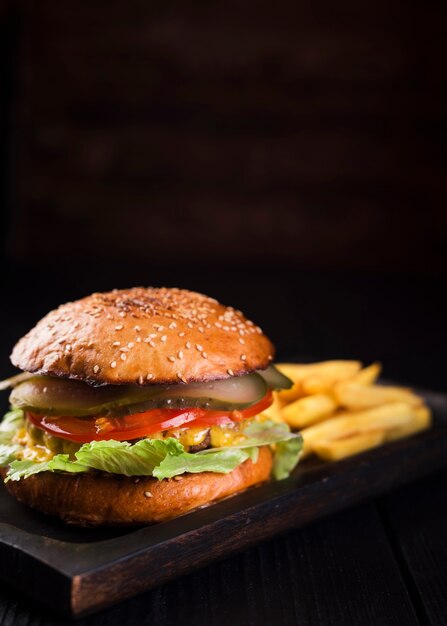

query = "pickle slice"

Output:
[[256, 365, 293, 390], [10, 373, 268, 417]]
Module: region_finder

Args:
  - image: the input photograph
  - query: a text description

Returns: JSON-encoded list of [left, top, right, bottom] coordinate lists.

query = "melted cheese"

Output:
[[13, 428, 55, 462]]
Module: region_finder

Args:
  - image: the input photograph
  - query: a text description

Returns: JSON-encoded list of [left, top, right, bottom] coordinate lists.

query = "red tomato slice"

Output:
[[26, 392, 273, 443]]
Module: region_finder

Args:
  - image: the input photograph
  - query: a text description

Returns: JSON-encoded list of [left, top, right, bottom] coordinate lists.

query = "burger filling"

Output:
[[0, 367, 302, 482]]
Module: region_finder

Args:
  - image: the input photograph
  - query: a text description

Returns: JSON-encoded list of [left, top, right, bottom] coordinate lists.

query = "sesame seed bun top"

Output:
[[10, 287, 275, 385]]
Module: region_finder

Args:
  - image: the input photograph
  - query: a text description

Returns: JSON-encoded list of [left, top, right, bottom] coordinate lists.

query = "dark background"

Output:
[[0, 0, 446, 391]]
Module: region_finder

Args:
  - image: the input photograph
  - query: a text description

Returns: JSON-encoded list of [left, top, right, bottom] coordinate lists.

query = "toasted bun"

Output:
[[11, 287, 274, 385], [1, 447, 272, 526]]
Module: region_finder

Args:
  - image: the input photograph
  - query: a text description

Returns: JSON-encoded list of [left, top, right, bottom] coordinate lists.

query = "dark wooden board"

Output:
[[0, 502, 422, 626], [0, 385, 446, 617]]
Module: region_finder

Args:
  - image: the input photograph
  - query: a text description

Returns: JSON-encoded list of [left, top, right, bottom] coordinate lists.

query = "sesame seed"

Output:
[[178, 332, 185, 337], [169, 322, 177, 329], [149, 341, 155, 347], [93, 365, 100, 374], [111, 361, 117, 368], [223, 326, 230, 331], [161, 335, 167, 342], [177, 372, 187, 383], [196, 344, 203, 352], [106, 314, 113, 320], [239, 338, 245, 344], [136, 337, 141, 343], [227, 369, 234, 376], [112, 341, 121, 346], [256, 326, 263, 334], [240, 354, 247, 361], [174, 476, 183, 481], [146, 373, 154, 380], [202, 352, 208, 359], [119, 312, 126, 318], [120, 347, 128, 352], [187, 322, 193, 329], [215, 322, 222, 328], [120, 353, 127, 361], [65, 344, 72, 352], [115, 324, 124, 331], [128, 342, 134, 348], [149, 333, 157, 338], [198, 327, 204, 333], [185, 342, 191, 349], [168, 356, 176, 362], [134, 325, 141, 332], [178, 351, 183, 359], [144, 491, 153, 498]]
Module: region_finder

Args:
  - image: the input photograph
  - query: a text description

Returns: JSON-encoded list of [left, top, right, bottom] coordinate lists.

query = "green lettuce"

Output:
[[0, 409, 25, 466], [1, 412, 302, 482]]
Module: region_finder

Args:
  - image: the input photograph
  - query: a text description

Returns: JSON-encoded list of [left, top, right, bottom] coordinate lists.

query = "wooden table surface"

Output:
[[0, 267, 445, 625]]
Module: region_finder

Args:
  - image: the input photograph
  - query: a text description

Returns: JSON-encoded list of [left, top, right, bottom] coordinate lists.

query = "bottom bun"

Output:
[[1, 447, 272, 526]]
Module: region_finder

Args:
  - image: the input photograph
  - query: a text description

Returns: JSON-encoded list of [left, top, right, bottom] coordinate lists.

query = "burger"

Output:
[[0, 287, 301, 526]]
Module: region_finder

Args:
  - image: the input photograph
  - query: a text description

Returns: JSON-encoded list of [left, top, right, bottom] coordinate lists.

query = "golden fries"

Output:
[[259, 393, 284, 424], [273, 360, 431, 463], [350, 362, 382, 385], [276, 361, 361, 402], [385, 406, 432, 442], [281, 394, 336, 429], [334, 381, 423, 410], [312, 431, 385, 462], [300, 402, 420, 456]]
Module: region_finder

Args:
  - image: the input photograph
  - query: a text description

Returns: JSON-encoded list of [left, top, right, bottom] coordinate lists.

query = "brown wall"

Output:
[[3, 1, 447, 270]]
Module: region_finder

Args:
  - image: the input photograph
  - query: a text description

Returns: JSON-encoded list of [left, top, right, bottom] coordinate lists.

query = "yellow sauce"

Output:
[[13, 428, 55, 462]]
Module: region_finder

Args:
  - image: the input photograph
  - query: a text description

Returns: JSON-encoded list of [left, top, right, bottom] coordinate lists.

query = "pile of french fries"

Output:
[[262, 361, 432, 462]]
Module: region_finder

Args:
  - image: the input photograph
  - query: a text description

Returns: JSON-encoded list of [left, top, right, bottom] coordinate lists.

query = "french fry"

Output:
[[301, 362, 362, 395], [334, 381, 423, 410], [312, 431, 385, 461], [351, 362, 382, 386], [275, 364, 314, 402], [260, 393, 285, 424], [281, 394, 337, 429], [276, 361, 361, 402], [300, 402, 419, 458], [385, 405, 432, 442]]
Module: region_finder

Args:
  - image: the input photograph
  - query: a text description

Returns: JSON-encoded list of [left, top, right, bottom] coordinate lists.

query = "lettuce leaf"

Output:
[[0, 409, 25, 466], [2, 414, 302, 482], [76, 438, 185, 475], [0, 409, 25, 442], [272, 437, 303, 480], [154, 447, 253, 479]]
